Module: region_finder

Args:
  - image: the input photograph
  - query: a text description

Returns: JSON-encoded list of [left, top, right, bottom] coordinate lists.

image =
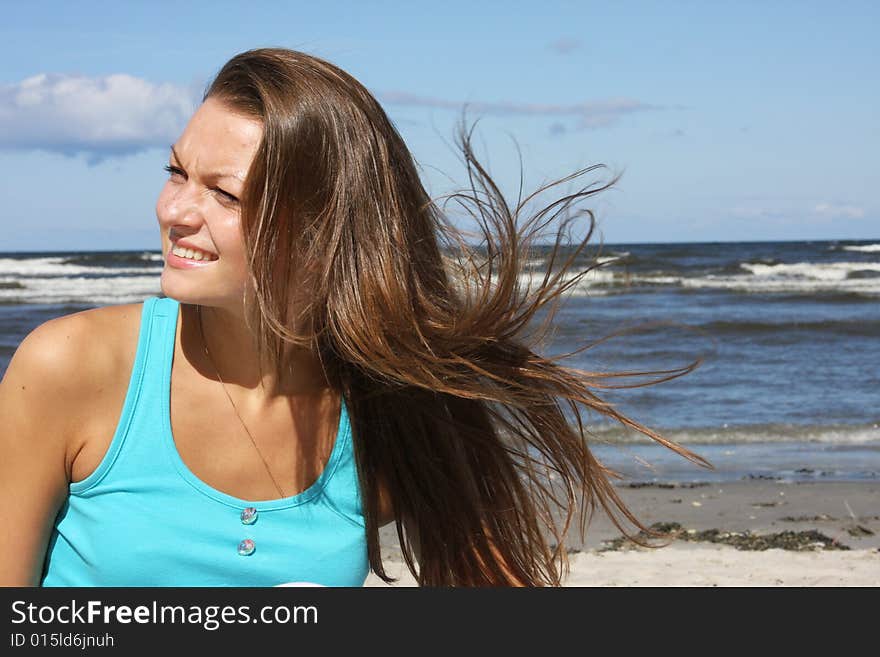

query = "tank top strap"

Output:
[[313, 395, 365, 527], [68, 295, 179, 494]]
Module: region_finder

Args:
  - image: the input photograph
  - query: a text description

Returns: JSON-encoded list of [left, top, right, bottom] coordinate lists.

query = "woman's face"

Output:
[[156, 97, 262, 311]]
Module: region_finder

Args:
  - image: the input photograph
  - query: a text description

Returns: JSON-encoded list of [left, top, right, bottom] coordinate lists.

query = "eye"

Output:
[[212, 187, 240, 206], [163, 164, 185, 179]]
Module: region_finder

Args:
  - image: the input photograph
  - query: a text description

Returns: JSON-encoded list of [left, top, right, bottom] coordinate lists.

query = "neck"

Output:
[[184, 302, 332, 404]]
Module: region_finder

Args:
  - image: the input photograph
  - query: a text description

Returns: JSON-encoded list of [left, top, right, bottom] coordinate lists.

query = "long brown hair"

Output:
[[205, 47, 711, 586]]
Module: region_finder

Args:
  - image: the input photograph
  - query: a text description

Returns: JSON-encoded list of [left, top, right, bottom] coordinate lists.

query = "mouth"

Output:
[[168, 242, 219, 262]]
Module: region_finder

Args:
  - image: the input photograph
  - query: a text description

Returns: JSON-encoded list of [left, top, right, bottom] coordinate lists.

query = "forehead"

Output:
[[173, 97, 262, 175]]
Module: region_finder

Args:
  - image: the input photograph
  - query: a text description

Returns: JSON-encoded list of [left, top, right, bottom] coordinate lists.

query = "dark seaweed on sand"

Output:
[[599, 522, 850, 552]]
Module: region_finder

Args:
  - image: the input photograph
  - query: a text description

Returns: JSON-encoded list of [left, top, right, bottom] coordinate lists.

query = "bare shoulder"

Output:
[[5, 303, 142, 386], [1, 303, 145, 452]]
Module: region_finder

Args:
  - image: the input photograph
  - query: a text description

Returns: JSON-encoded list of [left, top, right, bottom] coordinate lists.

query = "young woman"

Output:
[[0, 48, 709, 587]]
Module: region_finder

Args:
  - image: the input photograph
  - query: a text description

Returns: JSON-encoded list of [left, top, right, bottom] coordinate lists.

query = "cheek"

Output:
[[216, 216, 248, 258]]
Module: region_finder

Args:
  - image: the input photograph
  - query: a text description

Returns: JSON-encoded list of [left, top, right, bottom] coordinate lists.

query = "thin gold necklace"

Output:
[[196, 304, 287, 499]]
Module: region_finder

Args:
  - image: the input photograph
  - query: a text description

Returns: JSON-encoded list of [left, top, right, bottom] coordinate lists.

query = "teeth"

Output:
[[171, 244, 215, 261]]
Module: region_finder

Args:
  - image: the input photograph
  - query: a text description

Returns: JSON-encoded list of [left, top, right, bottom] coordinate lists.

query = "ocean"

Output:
[[2, 239, 878, 484]]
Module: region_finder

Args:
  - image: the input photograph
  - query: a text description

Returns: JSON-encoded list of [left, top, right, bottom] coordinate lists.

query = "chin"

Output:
[[159, 270, 204, 305], [159, 270, 245, 311]]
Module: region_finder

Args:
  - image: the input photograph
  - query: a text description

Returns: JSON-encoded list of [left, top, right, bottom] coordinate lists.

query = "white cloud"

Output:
[[0, 72, 659, 162], [0, 73, 199, 163], [813, 202, 865, 219], [379, 91, 656, 130]]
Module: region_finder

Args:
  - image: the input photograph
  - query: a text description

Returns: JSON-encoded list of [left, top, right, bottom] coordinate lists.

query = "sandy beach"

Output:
[[365, 480, 880, 586]]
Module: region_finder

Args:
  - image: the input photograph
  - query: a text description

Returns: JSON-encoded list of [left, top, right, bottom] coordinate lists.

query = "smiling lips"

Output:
[[170, 242, 218, 262]]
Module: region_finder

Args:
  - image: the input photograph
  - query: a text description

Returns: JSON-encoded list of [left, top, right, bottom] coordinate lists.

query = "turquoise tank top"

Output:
[[41, 296, 369, 587]]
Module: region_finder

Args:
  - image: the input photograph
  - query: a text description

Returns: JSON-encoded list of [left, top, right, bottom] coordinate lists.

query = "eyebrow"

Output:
[[169, 145, 245, 182]]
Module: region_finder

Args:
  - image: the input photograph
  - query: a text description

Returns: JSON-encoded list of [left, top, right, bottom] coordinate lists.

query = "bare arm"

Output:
[[0, 315, 98, 585]]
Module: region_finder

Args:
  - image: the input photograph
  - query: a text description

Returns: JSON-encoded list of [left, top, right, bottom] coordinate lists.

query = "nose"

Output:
[[156, 179, 205, 232]]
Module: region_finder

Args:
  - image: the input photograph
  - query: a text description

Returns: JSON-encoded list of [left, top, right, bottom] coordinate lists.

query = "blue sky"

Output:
[[1, 0, 877, 251]]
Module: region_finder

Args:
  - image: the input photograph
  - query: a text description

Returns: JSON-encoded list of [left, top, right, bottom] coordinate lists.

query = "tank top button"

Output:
[[237, 539, 256, 556], [241, 507, 258, 525]]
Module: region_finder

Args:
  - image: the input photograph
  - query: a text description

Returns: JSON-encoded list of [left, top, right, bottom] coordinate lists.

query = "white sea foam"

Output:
[[0, 256, 162, 277], [0, 253, 164, 304], [563, 261, 880, 296], [588, 422, 880, 446], [680, 275, 880, 295], [740, 261, 880, 280], [486, 261, 880, 297], [628, 275, 681, 285], [477, 269, 616, 298], [515, 268, 616, 296], [668, 261, 880, 295], [840, 244, 880, 253], [0, 275, 161, 305]]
